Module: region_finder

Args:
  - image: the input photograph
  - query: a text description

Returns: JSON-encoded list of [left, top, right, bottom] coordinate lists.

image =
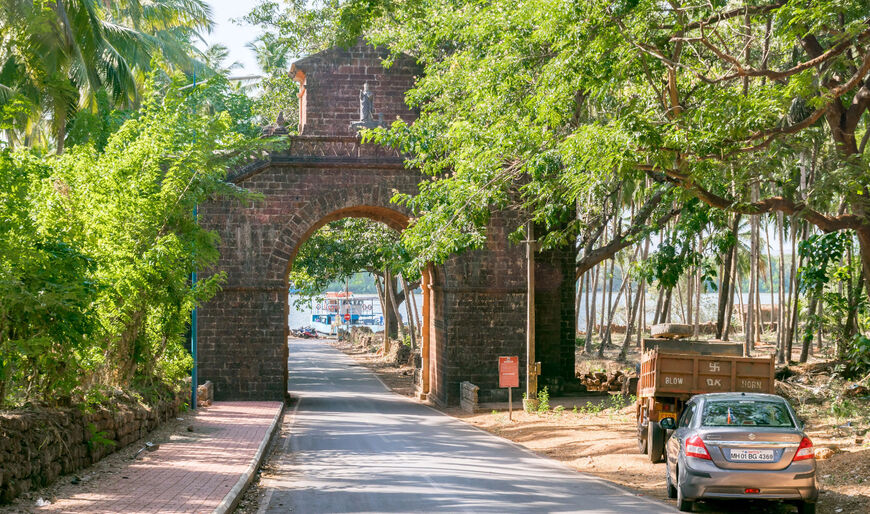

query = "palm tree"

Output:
[[0, 0, 213, 153], [203, 43, 243, 77], [247, 34, 291, 74]]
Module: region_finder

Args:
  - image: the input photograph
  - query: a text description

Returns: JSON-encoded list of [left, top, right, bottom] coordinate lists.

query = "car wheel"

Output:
[[797, 501, 816, 514], [676, 466, 693, 512], [665, 457, 677, 499], [648, 419, 664, 463]]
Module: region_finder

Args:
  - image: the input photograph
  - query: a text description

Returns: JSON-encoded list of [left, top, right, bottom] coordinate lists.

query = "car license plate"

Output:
[[729, 449, 775, 462]]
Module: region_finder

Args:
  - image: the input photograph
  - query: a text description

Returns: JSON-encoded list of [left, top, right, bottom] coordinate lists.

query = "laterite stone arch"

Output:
[[266, 193, 411, 285], [197, 41, 577, 405]]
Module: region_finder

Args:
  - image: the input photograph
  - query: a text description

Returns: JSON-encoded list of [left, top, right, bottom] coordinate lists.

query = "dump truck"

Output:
[[636, 339, 775, 463]]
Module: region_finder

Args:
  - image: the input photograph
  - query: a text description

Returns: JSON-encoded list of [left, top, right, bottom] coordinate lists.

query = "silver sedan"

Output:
[[660, 392, 819, 513]]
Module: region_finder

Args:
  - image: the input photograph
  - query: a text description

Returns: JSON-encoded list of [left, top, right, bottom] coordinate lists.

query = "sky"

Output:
[[202, 0, 264, 76]]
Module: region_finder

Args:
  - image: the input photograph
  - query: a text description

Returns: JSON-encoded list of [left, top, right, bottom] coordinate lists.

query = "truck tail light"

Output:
[[685, 435, 711, 460], [792, 437, 814, 462]]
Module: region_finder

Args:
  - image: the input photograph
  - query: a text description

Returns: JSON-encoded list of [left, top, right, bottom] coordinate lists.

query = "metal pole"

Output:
[[525, 221, 538, 404], [190, 66, 198, 411], [191, 210, 198, 410], [346, 277, 350, 333]]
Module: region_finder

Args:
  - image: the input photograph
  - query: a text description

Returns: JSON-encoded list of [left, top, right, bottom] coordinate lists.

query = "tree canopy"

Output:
[[0, 0, 214, 152], [290, 218, 418, 303], [338, 1, 870, 285], [254, 0, 870, 366]]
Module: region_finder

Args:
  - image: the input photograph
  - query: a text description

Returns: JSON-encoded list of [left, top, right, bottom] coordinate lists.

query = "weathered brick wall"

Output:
[[0, 395, 181, 503], [197, 288, 287, 400], [536, 245, 577, 386], [429, 215, 577, 406], [432, 212, 525, 406], [291, 40, 420, 136]]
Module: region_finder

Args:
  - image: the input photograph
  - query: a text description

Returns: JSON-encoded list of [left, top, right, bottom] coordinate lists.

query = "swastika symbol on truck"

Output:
[[709, 362, 721, 372]]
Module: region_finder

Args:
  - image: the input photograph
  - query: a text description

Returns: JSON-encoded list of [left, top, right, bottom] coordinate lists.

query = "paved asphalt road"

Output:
[[258, 338, 675, 513]]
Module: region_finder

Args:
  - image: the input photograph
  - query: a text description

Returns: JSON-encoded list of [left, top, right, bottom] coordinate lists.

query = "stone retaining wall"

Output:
[[0, 394, 183, 503]]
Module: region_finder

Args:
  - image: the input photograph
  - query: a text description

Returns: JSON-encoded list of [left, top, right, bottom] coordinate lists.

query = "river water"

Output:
[[288, 293, 425, 333], [289, 291, 778, 333]]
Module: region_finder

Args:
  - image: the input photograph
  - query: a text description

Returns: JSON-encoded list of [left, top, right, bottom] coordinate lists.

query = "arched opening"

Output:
[[281, 206, 437, 398]]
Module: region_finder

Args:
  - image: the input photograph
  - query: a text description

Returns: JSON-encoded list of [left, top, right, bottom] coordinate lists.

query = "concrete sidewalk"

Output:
[[36, 401, 283, 514]]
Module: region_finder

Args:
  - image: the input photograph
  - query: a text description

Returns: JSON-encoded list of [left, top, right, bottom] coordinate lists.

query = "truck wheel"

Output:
[[648, 420, 664, 463], [637, 422, 648, 454], [797, 502, 816, 514]]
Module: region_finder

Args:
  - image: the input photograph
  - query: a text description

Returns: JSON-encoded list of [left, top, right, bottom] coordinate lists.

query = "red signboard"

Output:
[[499, 356, 519, 388], [343, 312, 351, 322]]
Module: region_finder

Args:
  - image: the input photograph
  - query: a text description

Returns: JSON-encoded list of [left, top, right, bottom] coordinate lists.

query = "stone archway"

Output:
[[268, 199, 411, 286], [197, 137, 421, 401], [196, 41, 577, 404]]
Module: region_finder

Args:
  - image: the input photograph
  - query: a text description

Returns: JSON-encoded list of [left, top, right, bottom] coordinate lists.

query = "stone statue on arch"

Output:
[[351, 82, 384, 131]]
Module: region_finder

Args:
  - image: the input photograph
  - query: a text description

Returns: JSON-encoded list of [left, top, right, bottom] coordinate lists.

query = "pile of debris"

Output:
[[349, 326, 379, 347], [347, 326, 413, 366], [577, 369, 637, 394], [776, 362, 870, 403]]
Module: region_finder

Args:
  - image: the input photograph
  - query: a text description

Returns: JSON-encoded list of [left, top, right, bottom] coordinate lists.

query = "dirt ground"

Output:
[[333, 337, 870, 514]]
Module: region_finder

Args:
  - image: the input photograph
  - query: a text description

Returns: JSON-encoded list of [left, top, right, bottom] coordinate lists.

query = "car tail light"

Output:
[[745, 488, 760, 494], [685, 435, 711, 460], [792, 437, 814, 462]]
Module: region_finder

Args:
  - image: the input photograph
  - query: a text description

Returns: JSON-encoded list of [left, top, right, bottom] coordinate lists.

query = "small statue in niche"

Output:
[[359, 82, 374, 122], [350, 82, 384, 131]]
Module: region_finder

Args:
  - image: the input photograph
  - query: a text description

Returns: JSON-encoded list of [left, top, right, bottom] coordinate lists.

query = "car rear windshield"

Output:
[[701, 400, 794, 427]]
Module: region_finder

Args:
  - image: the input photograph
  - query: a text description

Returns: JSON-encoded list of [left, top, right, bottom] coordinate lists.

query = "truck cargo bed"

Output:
[[639, 349, 774, 399], [641, 338, 744, 356]]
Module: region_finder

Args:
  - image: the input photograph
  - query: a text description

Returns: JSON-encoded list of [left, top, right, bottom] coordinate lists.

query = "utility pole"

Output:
[[523, 221, 541, 410]]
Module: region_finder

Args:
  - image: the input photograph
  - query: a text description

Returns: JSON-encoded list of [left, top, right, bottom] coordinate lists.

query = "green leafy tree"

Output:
[[49, 73, 258, 386], [291, 218, 417, 303], [247, 33, 292, 74], [0, 71, 271, 406], [311, 0, 870, 297], [230, 0, 870, 358], [799, 231, 868, 362], [243, 0, 342, 58], [0, 150, 96, 405], [242, 22, 301, 129], [203, 44, 243, 76]]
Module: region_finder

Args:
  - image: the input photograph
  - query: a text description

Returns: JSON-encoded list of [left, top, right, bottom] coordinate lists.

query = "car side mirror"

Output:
[[659, 417, 676, 430]]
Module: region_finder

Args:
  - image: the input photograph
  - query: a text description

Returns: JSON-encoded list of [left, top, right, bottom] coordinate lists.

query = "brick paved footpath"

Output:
[[37, 401, 283, 514]]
